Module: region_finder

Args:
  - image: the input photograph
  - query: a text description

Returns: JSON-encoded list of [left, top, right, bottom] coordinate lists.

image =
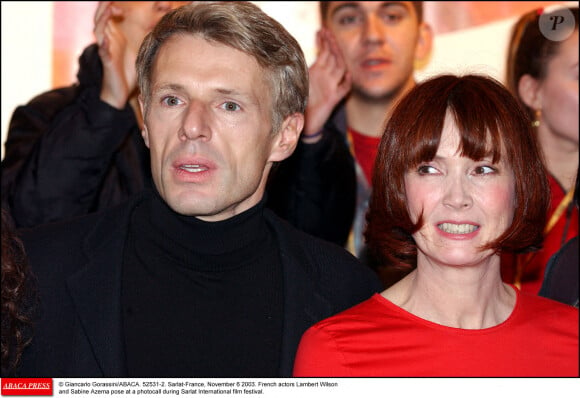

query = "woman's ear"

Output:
[[518, 74, 543, 109]]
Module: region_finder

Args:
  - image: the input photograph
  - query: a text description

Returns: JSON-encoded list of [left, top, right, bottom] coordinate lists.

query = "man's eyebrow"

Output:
[[330, 1, 410, 17], [152, 83, 185, 93], [330, 2, 360, 18], [215, 88, 241, 95], [215, 88, 261, 106]]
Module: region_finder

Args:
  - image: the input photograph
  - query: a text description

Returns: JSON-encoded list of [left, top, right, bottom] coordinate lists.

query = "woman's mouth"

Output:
[[437, 223, 479, 234]]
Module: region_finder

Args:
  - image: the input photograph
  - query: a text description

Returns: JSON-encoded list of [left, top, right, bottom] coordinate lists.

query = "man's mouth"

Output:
[[179, 165, 209, 173]]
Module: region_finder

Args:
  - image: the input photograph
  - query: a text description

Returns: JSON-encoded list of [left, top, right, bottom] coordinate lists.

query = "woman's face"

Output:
[[404, 112, 516, 268], [538, 29, 579, 146]]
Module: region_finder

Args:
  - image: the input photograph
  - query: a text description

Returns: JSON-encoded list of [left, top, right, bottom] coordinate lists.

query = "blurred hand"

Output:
[[302, 28, 351, 141], [94, 1, 137, 109]]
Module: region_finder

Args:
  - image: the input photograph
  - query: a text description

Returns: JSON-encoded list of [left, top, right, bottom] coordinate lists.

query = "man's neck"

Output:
[[345, 81, 416, 137]]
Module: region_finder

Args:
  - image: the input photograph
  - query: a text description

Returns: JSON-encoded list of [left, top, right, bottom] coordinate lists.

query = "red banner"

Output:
[[1, 378, 53, 396]]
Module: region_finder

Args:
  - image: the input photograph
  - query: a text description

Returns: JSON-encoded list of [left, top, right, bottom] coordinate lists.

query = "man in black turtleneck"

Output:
[[17, 2, 382, 378], [122, 190, 285, 376]]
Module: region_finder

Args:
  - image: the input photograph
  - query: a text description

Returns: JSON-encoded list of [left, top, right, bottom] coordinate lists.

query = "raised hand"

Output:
[[302, 28, 352, 142], [94, 1, 137, 109]]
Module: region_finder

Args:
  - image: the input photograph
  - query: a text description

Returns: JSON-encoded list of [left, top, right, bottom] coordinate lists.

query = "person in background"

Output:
[[267, 1, 432, 287], [1, 1, 188, 228], [16, 2, 382, 377], [539, 164, 579, 307], [293, 74, 579, 377], [502, 6, 578, 294], [1, 208, 37, 377]]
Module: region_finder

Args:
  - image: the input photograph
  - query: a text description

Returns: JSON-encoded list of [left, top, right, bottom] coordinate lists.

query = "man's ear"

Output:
[[518, 74, 543, 109], [138, 96, 150, 148], [414, 22, 433, 67], [141, 126, 150, 148], [268, 113, 304, 163]]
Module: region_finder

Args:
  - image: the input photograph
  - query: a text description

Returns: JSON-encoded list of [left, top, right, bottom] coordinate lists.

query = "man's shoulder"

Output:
[[264, 208, 355, 259], [29, 84, 79, 103], [20, 194, 143, 250], [264, 208, 382, 287], [11, 85, 83, 126]]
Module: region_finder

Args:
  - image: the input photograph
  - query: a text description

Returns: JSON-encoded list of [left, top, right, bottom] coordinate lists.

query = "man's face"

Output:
[[324, 1, 428, 101], [141, 34, 295, 221]]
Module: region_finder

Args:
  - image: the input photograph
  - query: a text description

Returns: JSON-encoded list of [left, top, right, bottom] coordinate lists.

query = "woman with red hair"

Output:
[[293, 74, 579, 377]]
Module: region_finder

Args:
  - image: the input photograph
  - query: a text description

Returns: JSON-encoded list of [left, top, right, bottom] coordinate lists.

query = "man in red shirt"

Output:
[[268, 2, 433, 287]]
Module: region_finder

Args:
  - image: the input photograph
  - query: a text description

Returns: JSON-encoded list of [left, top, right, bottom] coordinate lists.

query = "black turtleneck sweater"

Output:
[[122, 191, 283, 377]]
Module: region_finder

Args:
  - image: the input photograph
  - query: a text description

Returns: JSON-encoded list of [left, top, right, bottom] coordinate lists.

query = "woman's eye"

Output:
[[222, 102, 241, 111], [417, 165, 437, 174], [474, 165, 496, 175]]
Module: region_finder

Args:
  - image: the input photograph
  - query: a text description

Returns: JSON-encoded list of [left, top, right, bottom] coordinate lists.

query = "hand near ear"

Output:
[[94, 1, 137, 110], [302, 29, 352, 142]]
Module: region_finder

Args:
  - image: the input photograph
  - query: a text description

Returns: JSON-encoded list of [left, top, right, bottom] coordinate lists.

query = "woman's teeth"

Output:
[[438, 223, 478, 234]]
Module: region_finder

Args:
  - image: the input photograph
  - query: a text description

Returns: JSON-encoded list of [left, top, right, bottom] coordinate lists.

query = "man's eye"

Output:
[[335, 12, 361, 26], [222, 102, 240, 111], [382, 13, 403, 24], [162, 96, 182, 106]]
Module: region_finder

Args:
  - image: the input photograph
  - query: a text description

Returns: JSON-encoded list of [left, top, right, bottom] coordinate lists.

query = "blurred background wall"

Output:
[[2, 1, 574, 159]]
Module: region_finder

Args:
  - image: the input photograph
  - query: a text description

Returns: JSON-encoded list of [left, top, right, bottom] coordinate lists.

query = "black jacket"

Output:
[[17, 191, 382, 377], [1, 44, 151, 228], [539, 236, 579, 307], [267, 103, 356, 247]]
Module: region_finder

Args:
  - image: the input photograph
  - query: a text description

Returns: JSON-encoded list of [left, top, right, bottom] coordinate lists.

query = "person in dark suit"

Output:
[[16, 1, 382, 378], [539, 164, 579, 307], [266, 1, 434, 288]]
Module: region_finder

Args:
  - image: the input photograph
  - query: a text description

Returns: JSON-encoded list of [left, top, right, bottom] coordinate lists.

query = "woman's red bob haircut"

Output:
[[365, 74, 550, 270]]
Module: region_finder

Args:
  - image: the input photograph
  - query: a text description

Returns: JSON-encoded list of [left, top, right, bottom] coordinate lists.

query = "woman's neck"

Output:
[[383, 258, 516, 329], [537, 127, 579, 191]]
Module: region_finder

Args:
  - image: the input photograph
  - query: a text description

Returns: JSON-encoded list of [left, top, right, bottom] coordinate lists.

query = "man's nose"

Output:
[[180, 101, 212, 142]]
